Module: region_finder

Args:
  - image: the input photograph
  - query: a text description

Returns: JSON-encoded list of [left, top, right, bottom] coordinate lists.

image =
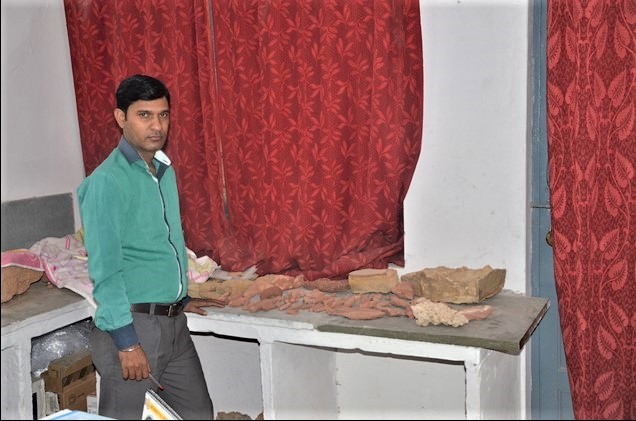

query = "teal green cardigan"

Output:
[[77, 137, 188, 349]]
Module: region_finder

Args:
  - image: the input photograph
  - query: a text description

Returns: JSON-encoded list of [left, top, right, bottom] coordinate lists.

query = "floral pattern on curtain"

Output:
[[64, 0, 217, 178], [202, 0, 423, 278], [64, 0, 423, 280], [65, 0, 227, 278], [546, 0, 635, 419]]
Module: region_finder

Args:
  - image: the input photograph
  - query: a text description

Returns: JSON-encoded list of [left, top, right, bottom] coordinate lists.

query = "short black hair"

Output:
[[115, 74, 171, 115]]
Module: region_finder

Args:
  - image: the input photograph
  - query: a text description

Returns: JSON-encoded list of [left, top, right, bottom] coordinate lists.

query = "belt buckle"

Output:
[[167, 300, 183, 317]]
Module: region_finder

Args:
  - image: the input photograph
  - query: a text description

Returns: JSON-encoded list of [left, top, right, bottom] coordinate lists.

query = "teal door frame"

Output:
[[529, 0, 574, 419]]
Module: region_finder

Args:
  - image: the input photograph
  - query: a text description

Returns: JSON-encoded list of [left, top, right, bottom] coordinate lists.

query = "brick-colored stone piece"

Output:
[[348, 268, 399, 293], [1, 266, 43, 303], [401, 265, 506, 304]]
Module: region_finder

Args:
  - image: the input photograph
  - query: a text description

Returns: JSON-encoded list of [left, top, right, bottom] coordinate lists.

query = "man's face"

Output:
[[114, 98, 170, 162]]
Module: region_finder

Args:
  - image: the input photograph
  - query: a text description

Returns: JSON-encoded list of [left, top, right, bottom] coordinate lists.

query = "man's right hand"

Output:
[[118, 345, 151, 381]]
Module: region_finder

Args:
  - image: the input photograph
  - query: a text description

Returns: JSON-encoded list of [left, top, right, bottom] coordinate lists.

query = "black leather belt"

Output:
[[130, 300, 185, 317]]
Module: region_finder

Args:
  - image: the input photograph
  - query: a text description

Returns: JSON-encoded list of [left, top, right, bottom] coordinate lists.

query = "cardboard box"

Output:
[[42, 350, 97, 412], [43, 350, 95, 395], [56, 371, 96, 412]]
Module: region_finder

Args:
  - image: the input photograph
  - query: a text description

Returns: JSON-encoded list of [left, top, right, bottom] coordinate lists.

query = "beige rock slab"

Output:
[[348, 268, 399, 293], [401, 265, 505, 304]]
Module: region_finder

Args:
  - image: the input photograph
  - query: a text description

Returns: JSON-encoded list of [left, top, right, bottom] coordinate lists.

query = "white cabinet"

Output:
[[1, 281, 94, 420], [189, 292, 547, 420], [1, 284, 546, 420]]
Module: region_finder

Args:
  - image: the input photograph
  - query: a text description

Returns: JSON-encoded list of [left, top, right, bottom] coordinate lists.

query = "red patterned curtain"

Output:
[[64, 0, 227, 278], [65, 0, 423, 280], [64, 0, 217, 180], [546, 0, 635, 419]]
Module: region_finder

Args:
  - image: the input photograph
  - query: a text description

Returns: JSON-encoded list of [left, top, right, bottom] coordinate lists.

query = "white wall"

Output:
[[1, 0, 532, 418], [404, 0, 529, 296], [1, 0, 84, 229], [402, 1, 530, 417], [402, 3, 530, 414]]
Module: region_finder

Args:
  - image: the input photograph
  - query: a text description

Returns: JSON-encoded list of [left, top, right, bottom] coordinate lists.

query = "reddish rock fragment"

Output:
[[303, 278, 350, 292]]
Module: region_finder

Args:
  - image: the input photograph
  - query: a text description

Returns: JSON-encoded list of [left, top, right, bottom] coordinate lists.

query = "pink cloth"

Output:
[[28, 235, 96, 307], [3, 234, 224, 309], [1, 249, 46, 271], [3, 234, 222, 308], [1, 240, 95, 307]]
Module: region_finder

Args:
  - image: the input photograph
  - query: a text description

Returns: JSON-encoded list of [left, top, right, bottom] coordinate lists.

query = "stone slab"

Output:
[[315, 291, 549, 355], [1, 280, 88, 329], [201, 290, 549, 355]]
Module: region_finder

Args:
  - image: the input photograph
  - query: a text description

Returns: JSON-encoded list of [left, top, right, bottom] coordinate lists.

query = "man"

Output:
[[78, 74, 226, 419]]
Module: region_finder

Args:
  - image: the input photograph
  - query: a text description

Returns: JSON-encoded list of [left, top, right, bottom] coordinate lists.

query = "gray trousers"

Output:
[[90, 312, 214, 419]]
